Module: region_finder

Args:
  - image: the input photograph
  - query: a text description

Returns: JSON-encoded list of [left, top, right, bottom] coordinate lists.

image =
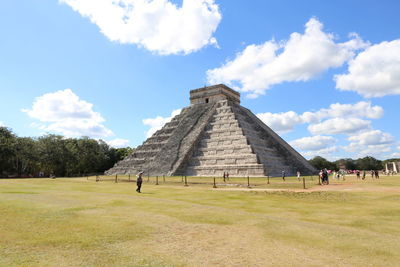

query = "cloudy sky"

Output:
[[1, 0, 399, 160]]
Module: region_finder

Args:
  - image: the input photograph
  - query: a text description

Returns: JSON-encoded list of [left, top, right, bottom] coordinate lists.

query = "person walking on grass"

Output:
[[296, 171, 301, 181], [136, 171, 143, 193], [282, 170, 286, 181], [375, 170, 380, 179]]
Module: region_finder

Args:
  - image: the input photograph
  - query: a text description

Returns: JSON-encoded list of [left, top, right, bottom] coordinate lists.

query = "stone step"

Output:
[[189, 153, 258, 160], [133, 150, 160, 158], [188, 157, 259, 166], [250, 143, 277, 153], [116, 158, 147, 165], [146, 135, 170, 143], [206, 124, 241, 131], [215, 105, 233, 112], [198, 138, 248, 147], [186, 164, 265, 176], [196, 144, 253, 154], [205, 129, 244, 136], [209, 119, 238, 126], [212, 113, 235, 119], [203, 132, 245, 139]]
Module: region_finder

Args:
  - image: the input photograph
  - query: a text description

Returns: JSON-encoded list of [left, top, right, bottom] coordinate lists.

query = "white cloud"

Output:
[[106, 138, 130, 148], [314, 101, 383, 120], [339, 130, 396, 159], [256, 111, 309, 134], [347, 130, 395, 146], [256, 101, 382, 134], [308, 118, 371, 135], [290, 135, 336, 151], [61, 0, 221, 55], [0, 121, 4, 127], [390, 152, 400, 158], [343, 143, 392, 158], [301, 146, 338, 160], [335, 39, 400, 97], [142, 108, 181, 137], [22, 89, 113, 138], [207, 17, 368, 97]]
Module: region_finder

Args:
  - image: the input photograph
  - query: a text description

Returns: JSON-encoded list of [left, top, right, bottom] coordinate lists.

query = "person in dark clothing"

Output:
[[282, 170, 285, 181], [136, 171, 143, 193], [375, 170, 380, 179], [322, 169, 329, 185]]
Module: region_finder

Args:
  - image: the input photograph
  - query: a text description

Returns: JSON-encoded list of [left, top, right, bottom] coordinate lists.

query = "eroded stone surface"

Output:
[[105, 85, 316, 177]]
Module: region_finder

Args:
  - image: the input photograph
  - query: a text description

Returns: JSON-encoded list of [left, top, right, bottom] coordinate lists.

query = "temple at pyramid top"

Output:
[[106, 84, 316, 177], [190, 84, 240, 105]]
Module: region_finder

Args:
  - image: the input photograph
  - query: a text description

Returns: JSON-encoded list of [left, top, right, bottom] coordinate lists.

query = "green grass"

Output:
[[1, 175, 399, 266]]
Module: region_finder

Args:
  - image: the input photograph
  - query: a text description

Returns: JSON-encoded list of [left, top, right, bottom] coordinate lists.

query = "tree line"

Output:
[[1, 126, 398, 178], [0, 127, 132, 178], [308, 155, 398, 171]]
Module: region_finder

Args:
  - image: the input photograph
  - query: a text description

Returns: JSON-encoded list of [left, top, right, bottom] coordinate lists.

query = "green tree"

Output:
[[12, 137, 39, 176], [37, 134, 69, 176], [356, 156, 383, 170], [309, 156, 335, 170], [0, 127, 17, 176], [335, 158, 357, 170]]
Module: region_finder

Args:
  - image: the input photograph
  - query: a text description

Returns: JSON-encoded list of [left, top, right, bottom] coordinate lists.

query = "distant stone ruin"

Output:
[[106, 84, 316, 177], [385, 161, 399, 174]]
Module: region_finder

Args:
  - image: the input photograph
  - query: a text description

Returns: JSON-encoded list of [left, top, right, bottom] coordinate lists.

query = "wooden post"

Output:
[[156, 176, 159, 185], [213, 177, 217, 188], [267, 175, 270, 184], [303, 177, 306, 189], [128, 174, 131, 182], [163, 175, 165, 183], [147, 174, 149, 182], [184, 176, 188, 186], [115, 174, 118, 183], [247, 175, 250, 188]]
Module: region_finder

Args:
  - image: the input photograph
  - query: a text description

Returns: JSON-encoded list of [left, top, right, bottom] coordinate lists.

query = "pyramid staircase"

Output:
[[106, 85, 316, 177]]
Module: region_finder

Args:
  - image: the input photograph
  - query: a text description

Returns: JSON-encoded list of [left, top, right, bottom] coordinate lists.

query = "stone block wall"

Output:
[[106, 86, 316, 177]]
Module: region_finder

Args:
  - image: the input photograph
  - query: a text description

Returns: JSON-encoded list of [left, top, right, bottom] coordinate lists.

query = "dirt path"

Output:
[[213, 183, 400, 193]]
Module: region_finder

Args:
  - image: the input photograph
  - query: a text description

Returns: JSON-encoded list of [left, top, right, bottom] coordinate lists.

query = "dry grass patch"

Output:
[[1, 176, 400, 266]]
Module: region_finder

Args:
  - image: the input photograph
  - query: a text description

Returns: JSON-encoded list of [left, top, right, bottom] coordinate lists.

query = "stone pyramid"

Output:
[[106, 84, 316, 177]]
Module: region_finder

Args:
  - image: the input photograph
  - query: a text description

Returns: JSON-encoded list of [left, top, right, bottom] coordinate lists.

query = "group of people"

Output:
[[281, 170, 302, 181], [319, 169, 329, 185], [223, 172, 230, 181]]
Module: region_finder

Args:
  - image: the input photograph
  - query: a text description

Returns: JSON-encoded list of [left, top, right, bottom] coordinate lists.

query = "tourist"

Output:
[[322, 169, 329, 185], [356, 170, 360, 179], [297, 171, 301, 181], [223, 172, 226, 182], [136, 171, 143, 193], [371, 170, 375, 179], [375, 170, 379, 179], [362, 170, 366, 180], [282, 170, 285, 181]]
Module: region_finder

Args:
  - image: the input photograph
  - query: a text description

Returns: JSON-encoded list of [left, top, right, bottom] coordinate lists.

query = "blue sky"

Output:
[[1, 0, 399, 160]]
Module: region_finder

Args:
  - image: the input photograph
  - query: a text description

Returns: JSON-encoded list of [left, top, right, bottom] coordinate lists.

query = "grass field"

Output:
[[1, 175, 399, 266]]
